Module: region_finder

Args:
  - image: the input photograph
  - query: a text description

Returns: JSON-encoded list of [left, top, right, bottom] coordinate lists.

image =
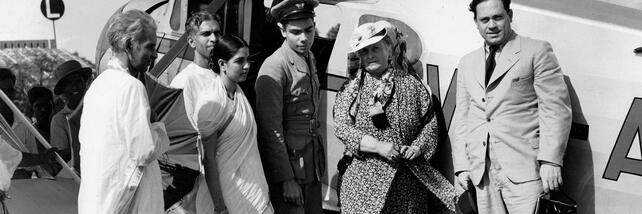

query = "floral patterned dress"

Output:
[[334, 68, 457, 213]]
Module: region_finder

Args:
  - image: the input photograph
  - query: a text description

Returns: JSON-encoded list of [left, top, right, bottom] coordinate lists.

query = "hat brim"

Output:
[[279, 11, 315, 21], [350, 34, 386, 53], [54, 67, 92, 95]]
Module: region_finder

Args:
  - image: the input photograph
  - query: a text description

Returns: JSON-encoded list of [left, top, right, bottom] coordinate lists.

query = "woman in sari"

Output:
[[333, 21, 457, 213], [173, 34, 273, 214]]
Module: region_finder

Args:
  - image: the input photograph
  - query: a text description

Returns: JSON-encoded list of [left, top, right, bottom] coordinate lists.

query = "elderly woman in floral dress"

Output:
[[333, 20, 457, 213]]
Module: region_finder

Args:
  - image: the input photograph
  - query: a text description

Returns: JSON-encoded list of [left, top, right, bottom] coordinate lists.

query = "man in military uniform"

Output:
[[254, 0, 324, 213]]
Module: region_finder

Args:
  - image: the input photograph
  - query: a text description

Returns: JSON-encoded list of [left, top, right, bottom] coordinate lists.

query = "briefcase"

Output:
[[535, 191, 577, 214], [457, 188, 478, 214]]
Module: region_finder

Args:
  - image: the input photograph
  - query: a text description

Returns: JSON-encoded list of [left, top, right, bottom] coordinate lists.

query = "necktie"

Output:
[[485, 45, 499, 86]]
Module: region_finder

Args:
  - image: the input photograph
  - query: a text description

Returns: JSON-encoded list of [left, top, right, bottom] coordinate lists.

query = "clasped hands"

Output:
[[377, 143, 421, 161]]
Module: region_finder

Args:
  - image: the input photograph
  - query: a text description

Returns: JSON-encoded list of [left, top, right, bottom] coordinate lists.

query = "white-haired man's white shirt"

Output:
[[78, 58, 169, 214], [0, 136, 21, 193]]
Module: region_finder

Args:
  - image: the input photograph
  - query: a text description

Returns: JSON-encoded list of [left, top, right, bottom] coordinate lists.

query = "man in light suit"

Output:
[[452, 0, 572, 213]]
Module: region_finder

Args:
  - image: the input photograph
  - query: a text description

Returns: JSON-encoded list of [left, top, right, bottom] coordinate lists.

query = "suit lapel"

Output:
[[472, 48, 486, 89], [488, 34, 521, 87]]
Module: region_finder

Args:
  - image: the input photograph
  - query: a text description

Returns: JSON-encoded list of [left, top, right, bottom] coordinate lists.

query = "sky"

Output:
[[0, 0, 129, 63]]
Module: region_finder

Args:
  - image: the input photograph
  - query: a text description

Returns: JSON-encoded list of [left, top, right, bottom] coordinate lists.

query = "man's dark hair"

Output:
[[28, 86, 53, 104], [0, 99, 13, 125], [185, 10, 221, 37], [469, 0, 511, 18], [0, 68, 16, 85]]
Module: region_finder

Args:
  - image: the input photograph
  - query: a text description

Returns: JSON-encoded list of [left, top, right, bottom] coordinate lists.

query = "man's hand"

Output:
[[399, 145, 421, 160], [214, 208, 229, 214], [377, 142, 399, 161], [41, 147, 58, 163], [540, 162, 562, 193], [456, 171, 472, 191], [282, 179, 304, 206]]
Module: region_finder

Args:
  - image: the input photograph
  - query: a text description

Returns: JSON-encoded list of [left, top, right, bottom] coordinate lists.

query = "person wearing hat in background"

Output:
[[11, 86, 57, 178], [333, 21, 457, 213], [0, 71, 59, 179], [18, 87, 55, 154], [0, 68, 16, 101], [0, 68, 21, 127], [0, 99, 22, 213], [27, 87, 54, 141], [50, 60, 91, 174], [254, 0, 325, 213]]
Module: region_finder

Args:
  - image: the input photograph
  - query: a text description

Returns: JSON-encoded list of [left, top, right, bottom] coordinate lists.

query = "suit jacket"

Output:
[[452, 33, 572, 185], [254, 42, 325, 184]]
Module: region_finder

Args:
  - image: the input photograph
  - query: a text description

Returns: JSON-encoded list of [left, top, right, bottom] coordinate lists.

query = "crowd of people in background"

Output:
[[0, 0, 573, 213]]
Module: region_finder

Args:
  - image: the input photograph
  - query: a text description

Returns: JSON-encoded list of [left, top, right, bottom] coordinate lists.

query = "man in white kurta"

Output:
[[1, 136, 22, 205], [1, 101, 22, 211], [78, 57, 169, 214]]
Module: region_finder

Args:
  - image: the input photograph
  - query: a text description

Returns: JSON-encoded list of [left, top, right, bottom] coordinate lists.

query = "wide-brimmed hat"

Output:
[[53, 60, 92, 95], [350, 21, 399, 53], [270, 0, 319, 22]]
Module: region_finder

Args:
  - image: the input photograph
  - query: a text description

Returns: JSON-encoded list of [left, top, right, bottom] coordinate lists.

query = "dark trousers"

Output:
[[269, 180, 322, 214]]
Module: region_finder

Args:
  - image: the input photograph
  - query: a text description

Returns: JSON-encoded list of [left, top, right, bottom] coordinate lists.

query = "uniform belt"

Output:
[[284, 118, 320, 133]]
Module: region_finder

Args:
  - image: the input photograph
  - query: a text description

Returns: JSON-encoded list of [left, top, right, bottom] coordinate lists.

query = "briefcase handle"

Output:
[[542, 191, 577, 207]]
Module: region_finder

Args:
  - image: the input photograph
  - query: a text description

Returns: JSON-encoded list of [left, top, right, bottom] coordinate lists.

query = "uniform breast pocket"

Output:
[[290, 87, 309, 99]]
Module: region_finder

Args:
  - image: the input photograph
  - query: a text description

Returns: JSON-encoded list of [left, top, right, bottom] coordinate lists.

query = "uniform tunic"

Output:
[[254, 41, 325, 214], [334, 69, 456, 213]]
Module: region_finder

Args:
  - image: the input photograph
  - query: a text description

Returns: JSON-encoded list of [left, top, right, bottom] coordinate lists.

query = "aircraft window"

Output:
[[315, 4, 341, 40], [593, 0, 642, 11], [312, 4, 341, 89], [426, 64, 440, 98], [264, 0, 380, 6], [357, 15, 424, 80], [169, 0, 182, 31], [188, 0, 213, 13], [221, 0, 240, 35], [514, 0, 642, 31]]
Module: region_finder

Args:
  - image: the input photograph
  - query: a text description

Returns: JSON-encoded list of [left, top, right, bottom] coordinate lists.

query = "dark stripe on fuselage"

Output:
[[319, 68, 588, 141], [322, 73, 349, 93]]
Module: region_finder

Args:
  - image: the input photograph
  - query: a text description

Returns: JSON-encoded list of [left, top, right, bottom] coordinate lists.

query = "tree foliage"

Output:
[[0, 48, 95, 115]]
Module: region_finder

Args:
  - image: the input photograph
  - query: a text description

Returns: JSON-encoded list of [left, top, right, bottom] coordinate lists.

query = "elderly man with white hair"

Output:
[[78, 9, 169, 214]]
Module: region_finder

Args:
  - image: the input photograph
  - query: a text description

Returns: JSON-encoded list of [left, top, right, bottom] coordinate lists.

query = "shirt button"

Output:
[[486, 118, 491, 122], [483, 141, 487, 146], [482, 98, 486, 102]]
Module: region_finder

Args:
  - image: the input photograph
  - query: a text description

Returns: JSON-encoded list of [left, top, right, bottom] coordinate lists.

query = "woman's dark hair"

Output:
[[209, 34, 249, 73], [469, 0, 511, 19]]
